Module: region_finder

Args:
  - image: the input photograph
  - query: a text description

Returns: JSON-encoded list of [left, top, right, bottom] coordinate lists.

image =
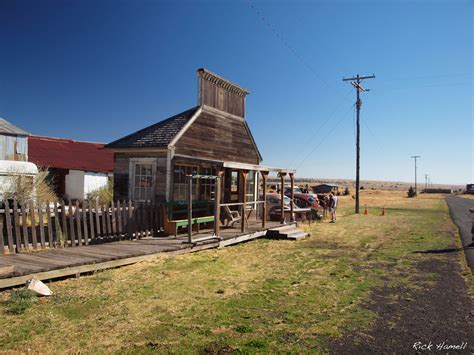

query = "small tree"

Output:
[[407, 186, 416, 198], [343, 187, 350, 196]]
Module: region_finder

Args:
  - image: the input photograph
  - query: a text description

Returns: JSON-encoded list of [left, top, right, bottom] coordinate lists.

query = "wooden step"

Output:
[[265, 224, 309, 241]]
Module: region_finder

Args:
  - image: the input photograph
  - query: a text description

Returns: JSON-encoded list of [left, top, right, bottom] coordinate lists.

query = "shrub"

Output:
[[5, 289, 38, 315], [343, 187, 350, 195], [86, 179, 113, 205], [407, 186, 416, 198]]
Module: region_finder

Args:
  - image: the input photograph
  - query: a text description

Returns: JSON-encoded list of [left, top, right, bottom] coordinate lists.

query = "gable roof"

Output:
[[29, 136, 113, 173], [105, 107, 200, 149], [0, 118, 30, 136]]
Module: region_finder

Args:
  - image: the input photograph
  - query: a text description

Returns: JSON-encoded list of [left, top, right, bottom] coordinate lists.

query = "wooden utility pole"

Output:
[[411, 155, 421, 196], [343, 74, 375, 213]]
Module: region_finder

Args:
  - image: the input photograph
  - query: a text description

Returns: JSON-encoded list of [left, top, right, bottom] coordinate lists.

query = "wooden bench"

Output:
[[163, 201, 214, 237]]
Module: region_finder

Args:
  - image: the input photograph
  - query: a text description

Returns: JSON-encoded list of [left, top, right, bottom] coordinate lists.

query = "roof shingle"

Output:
[[105, 107, 199, 148]]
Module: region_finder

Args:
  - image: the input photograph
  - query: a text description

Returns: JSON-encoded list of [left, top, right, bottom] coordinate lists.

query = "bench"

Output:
[[163, 200, 215, 237]]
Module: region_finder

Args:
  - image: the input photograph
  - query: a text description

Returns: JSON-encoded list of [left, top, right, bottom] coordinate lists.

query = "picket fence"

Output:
[[0, 199, 163, 255]]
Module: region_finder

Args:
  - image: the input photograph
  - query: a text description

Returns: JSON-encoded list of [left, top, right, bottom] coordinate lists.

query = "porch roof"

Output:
[[173, 154, 295, 174]]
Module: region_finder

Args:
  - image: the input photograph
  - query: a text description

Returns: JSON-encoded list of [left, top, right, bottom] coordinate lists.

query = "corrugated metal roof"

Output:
[[0, 118, 30, 136], [28, 136, 113, 173], [105, 107, 199, 148]]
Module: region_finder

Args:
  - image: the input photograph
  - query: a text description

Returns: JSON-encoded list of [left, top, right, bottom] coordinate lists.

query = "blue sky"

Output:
[[0, 0, 472, 185]]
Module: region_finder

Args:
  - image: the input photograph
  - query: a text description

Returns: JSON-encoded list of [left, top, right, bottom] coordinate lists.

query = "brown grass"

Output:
[[0, 191, 470, 353]]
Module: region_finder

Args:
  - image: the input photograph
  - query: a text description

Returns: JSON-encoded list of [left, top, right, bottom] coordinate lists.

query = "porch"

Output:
[[0, 219, 297, 289]]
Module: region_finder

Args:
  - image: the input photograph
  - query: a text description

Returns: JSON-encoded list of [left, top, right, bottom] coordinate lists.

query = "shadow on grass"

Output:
[[413, 244, 474, 254]]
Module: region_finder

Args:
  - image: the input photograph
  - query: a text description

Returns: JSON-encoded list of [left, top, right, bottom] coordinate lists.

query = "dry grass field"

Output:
[[0, 191, 472, 353]]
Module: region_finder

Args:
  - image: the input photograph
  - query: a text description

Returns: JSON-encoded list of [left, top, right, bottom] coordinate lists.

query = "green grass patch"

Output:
[[0, 193, 469, 353]]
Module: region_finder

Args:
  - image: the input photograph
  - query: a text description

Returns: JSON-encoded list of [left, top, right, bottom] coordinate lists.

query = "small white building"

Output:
[[28, 136, 113, 200]]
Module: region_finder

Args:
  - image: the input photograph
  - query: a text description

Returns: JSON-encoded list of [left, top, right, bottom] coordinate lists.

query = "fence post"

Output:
[[82, 201, 89, 245], [21, 203, 30, 251], [0, 213, 5, 255], [4, 203, 14, 253], [45, 202, 52, 247], [37, 201, 46, 249], [29, 200, 38, 250], [68, 201, 76, 247], [75, 203, 82, 246]]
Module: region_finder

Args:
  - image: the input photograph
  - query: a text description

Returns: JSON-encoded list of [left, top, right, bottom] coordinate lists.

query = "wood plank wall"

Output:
[[175, 111, 260, 165], [200, 79, 245, 118]]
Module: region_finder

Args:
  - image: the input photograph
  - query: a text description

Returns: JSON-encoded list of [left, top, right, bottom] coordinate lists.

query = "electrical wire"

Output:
[[295, 103, 355, 169], [247, 0, 350, 101]]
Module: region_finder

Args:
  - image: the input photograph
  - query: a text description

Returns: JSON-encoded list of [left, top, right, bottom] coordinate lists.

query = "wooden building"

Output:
[[106, 69, 296, 236]]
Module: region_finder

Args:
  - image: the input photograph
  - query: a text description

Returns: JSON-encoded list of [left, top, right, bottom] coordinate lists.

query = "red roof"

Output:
[[28, 136, 113, 173]]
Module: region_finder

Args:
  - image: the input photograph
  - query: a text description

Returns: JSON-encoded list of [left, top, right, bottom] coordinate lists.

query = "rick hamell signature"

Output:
[[413, 341, 468, 351]]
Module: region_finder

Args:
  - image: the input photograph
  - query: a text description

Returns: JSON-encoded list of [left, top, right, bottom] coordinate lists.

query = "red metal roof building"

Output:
[[28, 136, 113, 173], [28, 136, 113, 199]]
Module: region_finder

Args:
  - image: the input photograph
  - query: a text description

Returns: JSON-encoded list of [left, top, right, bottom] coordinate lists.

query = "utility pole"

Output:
[[411, 155, 421, 196], [424, 174, 429, 191], [343, 74, 375, 214]]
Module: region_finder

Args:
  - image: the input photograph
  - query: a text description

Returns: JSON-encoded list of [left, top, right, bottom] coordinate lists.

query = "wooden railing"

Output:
[[0, 199, 162, 255]]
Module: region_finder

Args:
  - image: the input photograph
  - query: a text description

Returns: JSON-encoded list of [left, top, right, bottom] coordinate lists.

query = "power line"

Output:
[[296, 86, 353, 153], [295, 102, 355, 170], [247, 0, 350, 101]]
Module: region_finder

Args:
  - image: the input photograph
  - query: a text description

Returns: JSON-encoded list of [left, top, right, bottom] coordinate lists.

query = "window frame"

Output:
[[129, 158, 157, 202]]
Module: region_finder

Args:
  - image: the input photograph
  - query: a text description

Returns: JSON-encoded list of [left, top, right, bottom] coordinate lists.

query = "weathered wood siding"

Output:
[[0, 134, 27, 161], [199, 78, 245, 118], [113, 152, 168, 202], [174, 111, 260, 165]]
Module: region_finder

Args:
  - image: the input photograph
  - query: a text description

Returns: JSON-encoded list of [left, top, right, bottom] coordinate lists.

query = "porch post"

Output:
[[289, 172, 295, 222], [279, 172, 287, 224], [187, 176, 193, 243], [214, 170, 223, 238], [261, 171, 268, 228], [240, 170, 249, 233]]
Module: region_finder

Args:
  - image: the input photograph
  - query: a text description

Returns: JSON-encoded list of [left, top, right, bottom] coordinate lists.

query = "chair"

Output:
[[223, 205, 242, 227]]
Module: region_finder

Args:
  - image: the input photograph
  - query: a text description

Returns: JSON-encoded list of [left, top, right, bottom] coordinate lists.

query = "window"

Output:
[[246, 171, 256, 202], [173, 164, 198, 201], [200, 166, 216, 201], [130, 159, 155, 202]]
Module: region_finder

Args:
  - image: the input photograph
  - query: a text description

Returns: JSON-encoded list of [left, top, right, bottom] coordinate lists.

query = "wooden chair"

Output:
[[222, 205, 242, 227]]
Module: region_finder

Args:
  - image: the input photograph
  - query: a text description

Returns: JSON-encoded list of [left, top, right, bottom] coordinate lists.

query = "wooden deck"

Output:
[[0, 220, 289, 289]]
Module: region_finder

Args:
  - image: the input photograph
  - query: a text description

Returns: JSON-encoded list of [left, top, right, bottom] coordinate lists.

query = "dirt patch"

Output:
[[329, 257, 474, 353]]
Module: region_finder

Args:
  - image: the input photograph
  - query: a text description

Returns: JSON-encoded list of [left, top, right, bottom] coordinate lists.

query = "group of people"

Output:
[[318, 192, 338, 223]]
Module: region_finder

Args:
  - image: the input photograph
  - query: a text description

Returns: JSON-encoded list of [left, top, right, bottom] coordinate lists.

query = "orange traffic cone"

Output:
[[381, 206, 385, 216], [364, 205, 368, 215]]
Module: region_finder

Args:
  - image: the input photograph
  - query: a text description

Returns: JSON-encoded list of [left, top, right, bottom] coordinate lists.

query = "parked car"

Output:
[[264, 192, 291, 221], [283, 186, 321, 209]]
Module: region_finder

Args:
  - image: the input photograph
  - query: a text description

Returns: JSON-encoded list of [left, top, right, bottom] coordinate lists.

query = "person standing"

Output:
[[329, 192, 338, 223]]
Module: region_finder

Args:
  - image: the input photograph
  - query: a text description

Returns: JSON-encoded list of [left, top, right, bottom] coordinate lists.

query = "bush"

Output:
[[407, 186, 416, 198], [343, 187, 350, 196], [86, 179, 113, 205], [3, 168, 57, 203], [5, 289, 38, 315]]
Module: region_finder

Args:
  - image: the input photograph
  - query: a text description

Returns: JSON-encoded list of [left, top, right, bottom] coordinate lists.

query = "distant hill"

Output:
[[267, 177, 464, 192]]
